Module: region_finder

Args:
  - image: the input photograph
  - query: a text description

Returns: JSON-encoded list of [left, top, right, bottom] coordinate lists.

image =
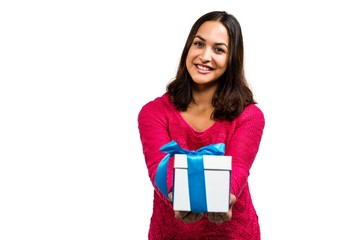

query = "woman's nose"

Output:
[[199, 48, 212, 62]]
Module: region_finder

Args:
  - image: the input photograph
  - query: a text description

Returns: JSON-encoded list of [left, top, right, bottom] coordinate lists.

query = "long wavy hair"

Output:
[[166, 11, 256, 121]]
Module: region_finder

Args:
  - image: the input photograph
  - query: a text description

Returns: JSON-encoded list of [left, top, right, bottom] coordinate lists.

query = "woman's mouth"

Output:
[[196, 64, 214, 72]]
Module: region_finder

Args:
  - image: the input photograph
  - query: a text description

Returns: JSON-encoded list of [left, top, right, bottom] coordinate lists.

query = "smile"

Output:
[[196, 64, 214, 71]]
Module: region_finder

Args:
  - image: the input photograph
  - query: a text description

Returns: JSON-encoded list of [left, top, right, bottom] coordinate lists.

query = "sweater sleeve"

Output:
[[137, 98, 173, 202], [227, 104, 265, 198]]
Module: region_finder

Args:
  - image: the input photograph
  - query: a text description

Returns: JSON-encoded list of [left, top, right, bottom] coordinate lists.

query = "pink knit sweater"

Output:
[[138, 93, 265, 240]]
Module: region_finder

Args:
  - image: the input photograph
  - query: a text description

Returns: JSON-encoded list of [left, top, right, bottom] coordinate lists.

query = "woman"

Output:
[[138, 10, 265, 239]]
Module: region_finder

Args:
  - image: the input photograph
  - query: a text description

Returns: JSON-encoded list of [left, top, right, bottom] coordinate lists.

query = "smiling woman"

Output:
[[138, 11, 265, 240], [186, 21, 229, 86], [182, 20, 229, 132]]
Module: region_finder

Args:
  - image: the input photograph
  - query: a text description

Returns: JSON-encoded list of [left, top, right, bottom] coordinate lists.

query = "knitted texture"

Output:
[[138, 93, 265, 240]]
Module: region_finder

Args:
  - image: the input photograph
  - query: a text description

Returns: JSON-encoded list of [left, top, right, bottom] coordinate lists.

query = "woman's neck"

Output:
[[191, 82, 217, 107]]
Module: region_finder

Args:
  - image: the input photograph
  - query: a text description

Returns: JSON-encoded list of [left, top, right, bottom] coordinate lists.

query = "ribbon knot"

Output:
[[154, 140, 225, 212]]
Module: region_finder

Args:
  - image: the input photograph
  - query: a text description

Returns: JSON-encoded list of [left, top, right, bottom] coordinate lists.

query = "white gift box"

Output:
[[172, 154, 232, 213]]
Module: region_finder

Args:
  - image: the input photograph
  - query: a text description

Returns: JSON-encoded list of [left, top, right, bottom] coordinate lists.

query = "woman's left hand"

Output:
[[205, 193, 236, 224]]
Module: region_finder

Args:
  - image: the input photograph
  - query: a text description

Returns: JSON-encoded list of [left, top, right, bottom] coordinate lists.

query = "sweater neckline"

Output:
[[172, 105, 219, 136], [163, 93, 219, 135], [178, 111, 218, 133]]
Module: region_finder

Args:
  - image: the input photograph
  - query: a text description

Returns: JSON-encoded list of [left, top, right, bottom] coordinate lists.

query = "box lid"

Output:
[[174, 154, 231, 170]]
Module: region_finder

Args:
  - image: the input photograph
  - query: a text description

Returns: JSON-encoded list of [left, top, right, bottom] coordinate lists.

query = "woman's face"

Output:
[[186, 21, 229, 87]]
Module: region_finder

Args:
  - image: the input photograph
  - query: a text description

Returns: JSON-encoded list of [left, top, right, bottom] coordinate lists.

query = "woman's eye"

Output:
[[194, 41, 204, 47], [215, 47, 225, 53]]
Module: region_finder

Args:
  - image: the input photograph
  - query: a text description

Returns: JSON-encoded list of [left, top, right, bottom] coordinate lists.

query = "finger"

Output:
[[229, 194, 236, 209], [183, 213, 203, 224], [206, 212, 223, 224], [213, 214, 224, 224], [205, 212, 214, 221], [175, 211, 190, 220], [221, 212, 231, 222]]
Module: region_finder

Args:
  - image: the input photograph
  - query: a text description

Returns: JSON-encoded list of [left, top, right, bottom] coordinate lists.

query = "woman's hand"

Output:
[[169, 192, 236, 224], [168, 192, 204, 224], [205, 194, 236, 224], [174, 210, 204, 224]]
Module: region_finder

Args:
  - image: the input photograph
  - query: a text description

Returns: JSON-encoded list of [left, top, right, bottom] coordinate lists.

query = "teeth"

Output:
[[197, 65, 211, 70]]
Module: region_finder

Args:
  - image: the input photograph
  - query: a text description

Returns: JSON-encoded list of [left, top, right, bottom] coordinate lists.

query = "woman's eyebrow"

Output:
[[194, 35, 228, 48]]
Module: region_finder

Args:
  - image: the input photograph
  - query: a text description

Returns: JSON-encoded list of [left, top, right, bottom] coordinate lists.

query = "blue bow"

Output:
[[155, 140, 225, 212]]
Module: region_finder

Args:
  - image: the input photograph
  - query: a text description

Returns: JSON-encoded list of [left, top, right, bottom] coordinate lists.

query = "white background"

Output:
[[1, 0, 359, 239]]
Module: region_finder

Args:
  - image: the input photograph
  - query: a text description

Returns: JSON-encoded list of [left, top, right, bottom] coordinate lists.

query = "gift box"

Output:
[[172, 154, 232, 213]]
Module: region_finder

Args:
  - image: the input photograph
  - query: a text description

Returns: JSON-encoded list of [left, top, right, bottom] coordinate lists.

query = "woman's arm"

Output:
[[138, 100, 173, 200], [227, 104, 265, 198]]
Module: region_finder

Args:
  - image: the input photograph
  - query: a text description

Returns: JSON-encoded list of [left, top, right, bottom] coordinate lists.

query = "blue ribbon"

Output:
[[155, 140, 225, 212]]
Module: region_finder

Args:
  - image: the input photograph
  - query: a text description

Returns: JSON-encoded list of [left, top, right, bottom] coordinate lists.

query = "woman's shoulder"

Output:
[[234, 103, 265, 125], [244, 103, 264, 116], [138, 93, 171, 117]]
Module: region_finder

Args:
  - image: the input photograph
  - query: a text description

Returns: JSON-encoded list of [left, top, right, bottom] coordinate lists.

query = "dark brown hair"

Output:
[[166, 11, 256, 121]]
